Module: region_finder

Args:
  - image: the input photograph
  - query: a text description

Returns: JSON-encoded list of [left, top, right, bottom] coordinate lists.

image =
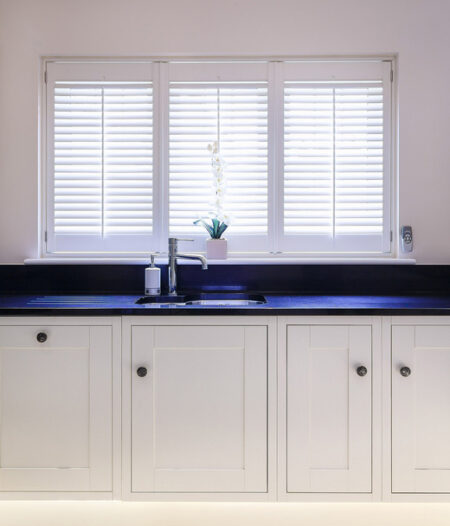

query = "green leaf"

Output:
[[217, 223, 228, 238], [194, 217, 229, 239], [193, 218, 214, 237], [211, 218, 220, 238]]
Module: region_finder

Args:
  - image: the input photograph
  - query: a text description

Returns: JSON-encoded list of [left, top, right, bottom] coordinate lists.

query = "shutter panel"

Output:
[[50, 76, 154, 254], [54, 86, 103, 234], [282, 80, 387, 252], [103, 86, 153, 234], [334, 86, 383, 234], [284, 86, 334, 234], [168, 85, 268, 237]]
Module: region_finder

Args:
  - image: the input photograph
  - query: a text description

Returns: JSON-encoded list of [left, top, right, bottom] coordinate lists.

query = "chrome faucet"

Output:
[[168, 238, 208, 296]]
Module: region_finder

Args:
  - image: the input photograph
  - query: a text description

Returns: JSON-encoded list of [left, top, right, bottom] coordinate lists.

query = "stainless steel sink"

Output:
[[135, 294, 186, 305], [135, 293, 266, 306], [184, 293, 266, 306]]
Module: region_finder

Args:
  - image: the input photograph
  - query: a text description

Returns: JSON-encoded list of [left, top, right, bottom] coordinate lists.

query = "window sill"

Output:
[[24, 257, 416, 265]]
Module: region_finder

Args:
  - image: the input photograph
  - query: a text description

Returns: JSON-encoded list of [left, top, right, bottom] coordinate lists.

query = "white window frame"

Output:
[[42, 57, 395, 260], [165, 61, 272, 255], [45, 61, 159, 255], [278, 61, 392, 255]]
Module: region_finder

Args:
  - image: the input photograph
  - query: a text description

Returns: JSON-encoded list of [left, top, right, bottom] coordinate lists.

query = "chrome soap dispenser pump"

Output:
[[145, 254, 161, 296]]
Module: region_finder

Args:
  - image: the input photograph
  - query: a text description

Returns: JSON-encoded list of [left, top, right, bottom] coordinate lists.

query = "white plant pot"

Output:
[[206, 238, 228, 260]]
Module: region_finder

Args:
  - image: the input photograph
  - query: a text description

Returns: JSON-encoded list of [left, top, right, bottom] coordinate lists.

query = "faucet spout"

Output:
[[177, 253, 208, 270]]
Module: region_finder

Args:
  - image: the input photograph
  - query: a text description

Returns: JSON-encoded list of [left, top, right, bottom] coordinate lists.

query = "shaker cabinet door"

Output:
[[286, 324, 372, 493], [131, 324, 268, 493], [392, 325, 450, 493], [0, 324, 113, 492]]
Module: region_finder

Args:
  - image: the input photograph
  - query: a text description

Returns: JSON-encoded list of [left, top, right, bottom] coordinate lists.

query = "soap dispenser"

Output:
[[145, 254, 161, 296]]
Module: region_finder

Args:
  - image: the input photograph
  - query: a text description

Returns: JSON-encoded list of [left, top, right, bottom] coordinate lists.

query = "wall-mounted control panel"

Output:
[[400, 225, 413, 253]]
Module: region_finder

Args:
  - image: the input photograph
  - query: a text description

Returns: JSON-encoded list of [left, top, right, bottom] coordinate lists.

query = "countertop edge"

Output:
[[1, 307, 450, 316]]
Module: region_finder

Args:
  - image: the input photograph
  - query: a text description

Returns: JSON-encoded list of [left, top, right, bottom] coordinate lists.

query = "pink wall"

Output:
[[0, 0, 449, 263]]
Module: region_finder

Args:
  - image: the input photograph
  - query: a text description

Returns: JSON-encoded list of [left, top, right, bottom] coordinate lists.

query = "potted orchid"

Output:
[[193, 141, 230, 259]]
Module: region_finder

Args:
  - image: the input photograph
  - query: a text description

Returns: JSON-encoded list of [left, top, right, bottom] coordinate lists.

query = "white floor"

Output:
[[1, 502, 450, 526]]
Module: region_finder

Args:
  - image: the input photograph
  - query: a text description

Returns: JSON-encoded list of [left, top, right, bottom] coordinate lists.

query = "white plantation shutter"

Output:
[[283, 83, 384, 236], [103, 86, 153, 234], [284, 85, 335, 235], [168, 83, 269, 250], [281, 60, 391, 253], [53, 85, 153, 235], [335, 85, 384, 235], [46, 63, 155, 254], [53, 85, 103, 235], [44, 59, 392, 257]]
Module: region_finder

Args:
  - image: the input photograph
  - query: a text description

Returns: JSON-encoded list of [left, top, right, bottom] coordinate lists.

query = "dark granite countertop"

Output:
[[0, 294, 450, 315]]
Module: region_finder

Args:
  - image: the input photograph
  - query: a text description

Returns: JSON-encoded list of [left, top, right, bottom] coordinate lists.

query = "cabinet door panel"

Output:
[[131, 325, 267, 493], [286, 325, 372, 493], [1, 347, 89, 469], [0, 325, 112, 492], [392, 325, 450, 493]]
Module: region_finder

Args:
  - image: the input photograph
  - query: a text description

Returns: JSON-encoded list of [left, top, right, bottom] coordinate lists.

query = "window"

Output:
[[44, 59, 393, 257], [280, 61, 391, 253], [167, 61, 270, 253]]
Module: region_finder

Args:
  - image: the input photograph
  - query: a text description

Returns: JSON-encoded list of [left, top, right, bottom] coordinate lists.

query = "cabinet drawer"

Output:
[[0, 325, 89, 349]]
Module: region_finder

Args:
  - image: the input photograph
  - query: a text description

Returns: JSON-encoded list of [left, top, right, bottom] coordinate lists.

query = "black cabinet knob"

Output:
[[400, 366, 411, 377], [36, 332, 47, 343], [137, 366, 148, 377], [356, 365, 368, 377]]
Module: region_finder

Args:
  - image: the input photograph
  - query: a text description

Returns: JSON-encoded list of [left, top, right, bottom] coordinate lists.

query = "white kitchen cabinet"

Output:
[[0, 318, 118, 494], [123, 318, 275, 497], [280, 320, 373, 495], [392, 323, 450, 493], [5, 313, 450, 501]]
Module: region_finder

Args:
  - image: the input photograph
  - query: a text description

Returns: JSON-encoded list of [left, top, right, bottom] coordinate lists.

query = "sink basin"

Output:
[[135, 293, 266, 306], [185, 293, 266, 306], [135, 294, 186, 305]]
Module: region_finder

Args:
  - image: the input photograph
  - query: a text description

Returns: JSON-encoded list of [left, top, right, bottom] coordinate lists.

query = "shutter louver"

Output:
[[169, 85, 268, 235], [53, 83, 153, 237], [283, 82, 384, 239]]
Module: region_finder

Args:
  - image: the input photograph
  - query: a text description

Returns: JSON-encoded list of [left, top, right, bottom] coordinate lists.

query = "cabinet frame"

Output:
[[0, 316, 122, 501], [277, 316, 383, 502], [121, 315, 277, 502]]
